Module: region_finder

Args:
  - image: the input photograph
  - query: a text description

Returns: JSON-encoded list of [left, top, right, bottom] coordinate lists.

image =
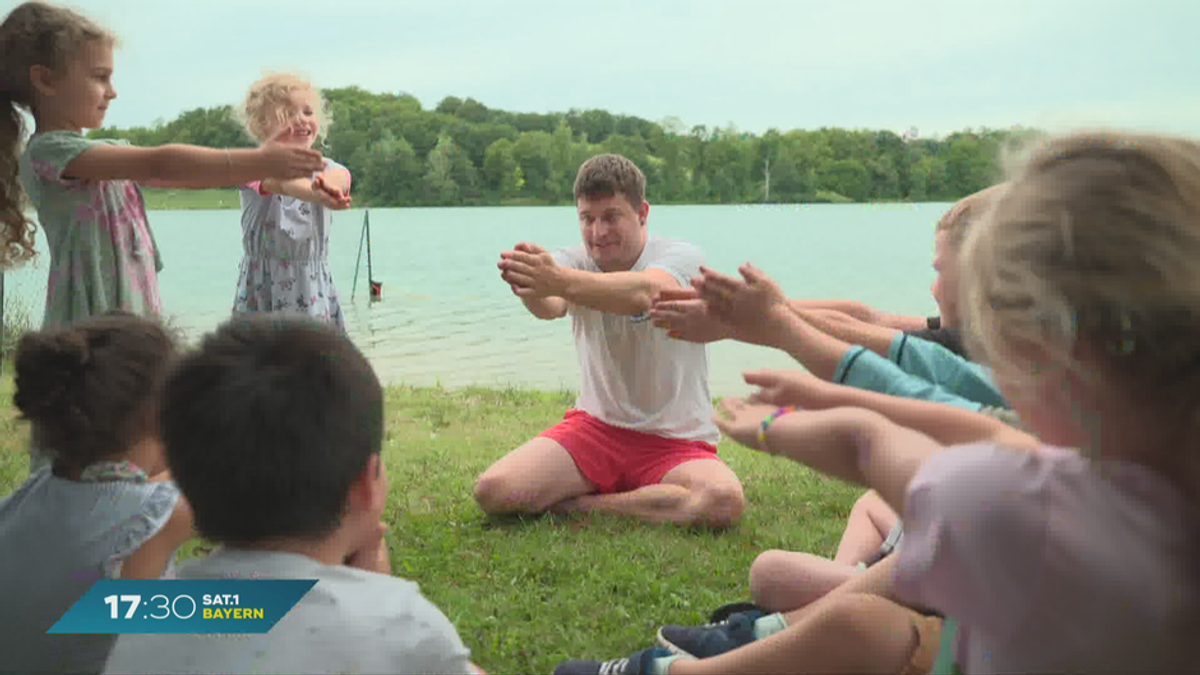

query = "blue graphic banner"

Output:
[[48, 579, 317, 634]]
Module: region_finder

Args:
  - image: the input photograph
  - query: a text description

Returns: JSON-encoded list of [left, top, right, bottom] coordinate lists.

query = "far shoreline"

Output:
[[142, 187, 950, 211]]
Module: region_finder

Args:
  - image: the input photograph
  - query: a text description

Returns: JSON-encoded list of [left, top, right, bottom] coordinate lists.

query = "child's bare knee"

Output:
[[749, 549, 794, 601]]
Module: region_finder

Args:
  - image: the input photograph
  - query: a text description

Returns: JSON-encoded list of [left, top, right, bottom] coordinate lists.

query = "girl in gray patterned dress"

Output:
[[0, 313, 194, 674], [233, 73, 353, 329]]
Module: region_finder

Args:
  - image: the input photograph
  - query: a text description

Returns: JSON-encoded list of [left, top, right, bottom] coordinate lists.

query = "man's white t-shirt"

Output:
[[551, 235, 719, 444]]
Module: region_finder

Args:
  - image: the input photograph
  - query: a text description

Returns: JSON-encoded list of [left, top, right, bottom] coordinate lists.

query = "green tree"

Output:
[[512, 131, 554, 200], [90, 86, 1033, 207], [361, 130, 423, 206], [483, 138, 524, 199], [817, 158, 871, 202], [421, 133, 478, 205]]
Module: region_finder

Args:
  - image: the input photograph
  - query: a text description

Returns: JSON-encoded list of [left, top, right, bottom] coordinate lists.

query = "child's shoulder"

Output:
[[313, 563, 423, 605], [22, 131, 128, 187], [921, 442, 1066, 484], [0, 471, 180, 575], [25, 130, 124, 155], [645, 234, 702, 256]]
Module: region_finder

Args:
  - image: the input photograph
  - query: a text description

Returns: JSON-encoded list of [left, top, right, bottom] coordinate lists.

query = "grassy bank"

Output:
[[0, 382, 861, 673], [141, 188, 240, 210]]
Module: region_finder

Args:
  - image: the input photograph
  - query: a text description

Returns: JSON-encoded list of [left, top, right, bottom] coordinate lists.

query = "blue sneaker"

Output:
[[707, 601, 763, 624], [656, 609, 762, 658], [554, 646, 673, 675]]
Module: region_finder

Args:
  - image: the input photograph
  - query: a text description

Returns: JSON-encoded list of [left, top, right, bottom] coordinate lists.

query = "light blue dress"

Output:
[[232, 160, 349, 330], [0, 465, 180, 673]]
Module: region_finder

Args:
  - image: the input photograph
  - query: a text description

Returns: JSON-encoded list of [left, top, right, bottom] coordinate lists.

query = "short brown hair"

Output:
[[573, 154, 646, 209], [161, 316, 383, 546]]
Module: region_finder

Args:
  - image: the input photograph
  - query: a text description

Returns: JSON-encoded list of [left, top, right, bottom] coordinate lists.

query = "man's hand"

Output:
[[694, 263, 792, 347], [649, 287, 733, 343], [498, 242, 566, 298]]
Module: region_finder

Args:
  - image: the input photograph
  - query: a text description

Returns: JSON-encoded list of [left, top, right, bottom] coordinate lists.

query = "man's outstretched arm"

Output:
[[499, 242, 683, 316]]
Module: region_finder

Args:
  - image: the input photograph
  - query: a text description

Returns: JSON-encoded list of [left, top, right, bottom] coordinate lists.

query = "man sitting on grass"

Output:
[[474, 154, 744, 528]]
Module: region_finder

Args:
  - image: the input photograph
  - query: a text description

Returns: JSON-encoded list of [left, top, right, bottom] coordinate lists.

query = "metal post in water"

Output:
[[366, 210, 380, 301], [351, 209, 368, 300]]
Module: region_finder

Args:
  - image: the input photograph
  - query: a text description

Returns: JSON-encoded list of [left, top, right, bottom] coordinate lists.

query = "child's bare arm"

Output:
[[260, 176, 352, 210], [63, 129, 323, 186], [715, 401, 941, 515], [791, 308, 900, 360], [319, 165, 351, 194], [119, 496, 195, 580], [786, 299, 928, 331], [743, 369, 1038, 449]]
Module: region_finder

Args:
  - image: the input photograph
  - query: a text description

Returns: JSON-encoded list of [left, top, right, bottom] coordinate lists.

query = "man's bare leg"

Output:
[[473, 437, 595, 514], [562, 459, 745, 528]]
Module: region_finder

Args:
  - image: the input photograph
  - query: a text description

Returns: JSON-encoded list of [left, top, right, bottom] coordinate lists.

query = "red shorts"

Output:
[[539, 409, 722, 494]]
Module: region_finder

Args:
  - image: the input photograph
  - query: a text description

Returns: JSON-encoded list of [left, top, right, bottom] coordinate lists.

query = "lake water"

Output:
[[6, 203, 948, 397]]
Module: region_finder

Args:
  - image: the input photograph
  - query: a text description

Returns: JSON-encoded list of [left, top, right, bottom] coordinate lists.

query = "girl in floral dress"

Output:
[[233, 73, 353, 329], [1, 2, 323, 471]]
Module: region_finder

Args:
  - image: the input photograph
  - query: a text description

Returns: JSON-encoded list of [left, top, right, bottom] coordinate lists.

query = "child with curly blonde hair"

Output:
[[233, 73, 353, 328]]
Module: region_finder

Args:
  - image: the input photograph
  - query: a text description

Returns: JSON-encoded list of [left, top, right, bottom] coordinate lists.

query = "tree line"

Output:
[[89, 87, 1040, 207]]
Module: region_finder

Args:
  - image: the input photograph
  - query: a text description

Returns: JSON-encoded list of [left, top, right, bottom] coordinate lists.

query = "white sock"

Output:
[[647, 653, 688, 675], [752, 612, 789, 640]]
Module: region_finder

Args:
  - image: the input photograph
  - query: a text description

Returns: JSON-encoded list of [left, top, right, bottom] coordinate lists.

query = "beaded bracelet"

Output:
[[758, 405, 797, 454]]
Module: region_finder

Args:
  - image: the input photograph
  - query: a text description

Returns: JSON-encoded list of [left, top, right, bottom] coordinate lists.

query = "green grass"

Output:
[[0, 382, 861, 673], [141, 188, 239, 210]]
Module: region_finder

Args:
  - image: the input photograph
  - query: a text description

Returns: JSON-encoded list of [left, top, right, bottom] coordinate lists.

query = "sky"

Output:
[[9, 0, 1199, 139]]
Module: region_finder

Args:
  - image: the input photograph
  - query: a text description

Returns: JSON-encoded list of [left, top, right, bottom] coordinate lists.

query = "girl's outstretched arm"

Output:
[[715, 400, 941, 515], [259, 174, 352, 210], [317, 164, 351, 194], [61, 127, 323, 187]]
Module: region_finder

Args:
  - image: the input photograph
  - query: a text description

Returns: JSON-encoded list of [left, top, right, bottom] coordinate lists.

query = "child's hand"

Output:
[[649, 291, 730, 343], [713, 397, 783, 451], [695, 263, 789, 345], [258, 126, 325, 179], [312, 174, 352, 210], [743, 369, 830, 409]]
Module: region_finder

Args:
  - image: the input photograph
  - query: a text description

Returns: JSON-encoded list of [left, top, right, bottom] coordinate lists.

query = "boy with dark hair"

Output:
[[103, 316, 480, 675]]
